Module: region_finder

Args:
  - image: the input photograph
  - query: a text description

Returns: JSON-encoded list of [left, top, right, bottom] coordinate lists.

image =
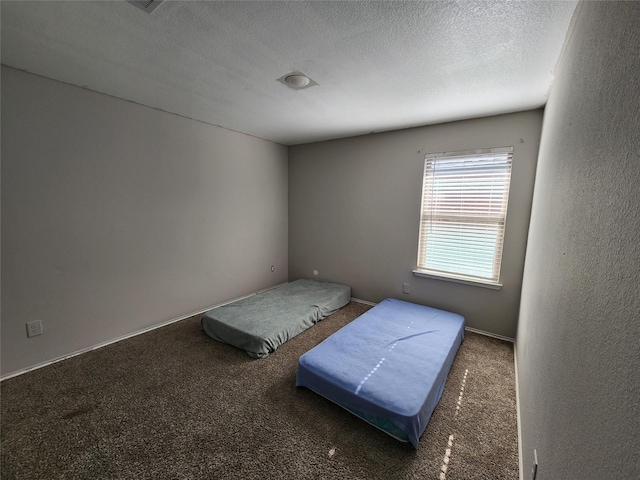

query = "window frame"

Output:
[[413, 146, 514, 289]]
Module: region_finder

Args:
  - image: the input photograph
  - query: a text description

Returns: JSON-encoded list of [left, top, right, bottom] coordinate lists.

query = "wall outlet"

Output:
[[531, 449, 538, 480], [402, 283, 411, 294], [270, 265, 275, 272], [26, 320, 43, 338]]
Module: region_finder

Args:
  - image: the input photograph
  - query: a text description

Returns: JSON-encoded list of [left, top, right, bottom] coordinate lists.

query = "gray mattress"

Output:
[[201, 279, 351, 358]]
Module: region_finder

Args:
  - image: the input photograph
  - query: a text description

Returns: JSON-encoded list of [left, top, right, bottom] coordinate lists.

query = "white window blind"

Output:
[[416, 147, 513, 286]]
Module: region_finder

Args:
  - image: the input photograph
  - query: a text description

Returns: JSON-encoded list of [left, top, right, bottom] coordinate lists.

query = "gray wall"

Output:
[[289, 110, 543, 339], [1, 67, 288, 377], [516, 2, 640, 479]]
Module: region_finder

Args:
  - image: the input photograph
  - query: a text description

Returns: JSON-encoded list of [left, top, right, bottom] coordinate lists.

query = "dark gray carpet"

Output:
[[1, 301, 518, 479]]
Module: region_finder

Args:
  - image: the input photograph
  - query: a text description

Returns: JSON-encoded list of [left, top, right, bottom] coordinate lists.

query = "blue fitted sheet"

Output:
[[296, 298, 464, 448], [202, 279, 351, 358]]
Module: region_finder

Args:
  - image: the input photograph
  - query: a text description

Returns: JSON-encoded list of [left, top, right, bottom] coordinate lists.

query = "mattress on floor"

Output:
[[202, 279, 351, 358], [296, 298, 465, 448]]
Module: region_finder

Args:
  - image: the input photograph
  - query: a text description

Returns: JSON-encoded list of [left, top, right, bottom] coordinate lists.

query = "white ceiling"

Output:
[[1, 0, 578, 146]]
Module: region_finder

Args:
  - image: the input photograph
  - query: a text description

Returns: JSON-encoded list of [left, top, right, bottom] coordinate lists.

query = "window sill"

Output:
[[412, 269, 502, 290]]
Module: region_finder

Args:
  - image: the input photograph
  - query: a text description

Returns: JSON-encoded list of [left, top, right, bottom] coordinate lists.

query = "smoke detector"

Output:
[[277, 72, 318, 90]]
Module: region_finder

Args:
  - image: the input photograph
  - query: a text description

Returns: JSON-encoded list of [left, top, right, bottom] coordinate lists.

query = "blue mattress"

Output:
[[296, 298, 464, 448], [202, 279, 351, 358]]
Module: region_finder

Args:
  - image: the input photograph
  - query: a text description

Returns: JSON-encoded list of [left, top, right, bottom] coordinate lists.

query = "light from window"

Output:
[[415, 147, 513, 286]]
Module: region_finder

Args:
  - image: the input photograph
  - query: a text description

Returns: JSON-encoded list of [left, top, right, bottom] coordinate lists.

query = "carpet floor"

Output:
[[1, 301, 518, 479]]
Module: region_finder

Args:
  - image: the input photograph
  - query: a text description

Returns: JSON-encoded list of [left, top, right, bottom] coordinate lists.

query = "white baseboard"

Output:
[[0, 282, 288, 382], [467, 327, 520, 477], [467, 327, 521, 476], [350, 297, 377, 306], [514, 342, 524, 480], [464, 326, 515, 343]]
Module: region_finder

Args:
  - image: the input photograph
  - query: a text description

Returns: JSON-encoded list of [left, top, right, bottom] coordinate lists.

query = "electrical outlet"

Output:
[[271, 265, 275, 272], [532, 449, 538, 480], [26, 320, 43, 338], [402, 283, 411, 294]]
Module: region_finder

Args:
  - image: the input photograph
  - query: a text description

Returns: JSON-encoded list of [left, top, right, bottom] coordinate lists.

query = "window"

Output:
[[414, 147, 513, 288]]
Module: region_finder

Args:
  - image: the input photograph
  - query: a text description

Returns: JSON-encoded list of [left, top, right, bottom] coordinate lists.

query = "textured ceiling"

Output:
[[1, 1, 578, 146]]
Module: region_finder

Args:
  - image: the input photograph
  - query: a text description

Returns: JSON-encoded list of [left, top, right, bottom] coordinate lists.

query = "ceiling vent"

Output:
[[126, 0, 164, 14]]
